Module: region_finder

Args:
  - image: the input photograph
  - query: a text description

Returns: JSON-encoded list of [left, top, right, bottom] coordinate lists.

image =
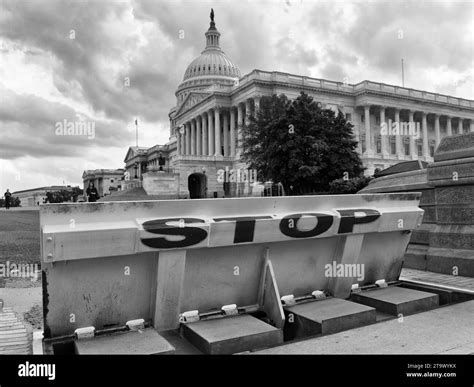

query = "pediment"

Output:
[[176, 92, 211, 116], [124, 147, 136, 162]]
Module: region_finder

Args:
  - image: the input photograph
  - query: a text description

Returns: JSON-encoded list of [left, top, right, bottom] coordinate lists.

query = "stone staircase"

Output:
[[99, 187, 180, 202], [0, 302, 31, 354]]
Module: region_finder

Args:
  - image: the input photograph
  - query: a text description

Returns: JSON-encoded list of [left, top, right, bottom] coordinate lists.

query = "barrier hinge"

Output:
[[74, 326, 95, 340], [221, 304, 238, 316], [179, 310, 200, 323], [351, 284, 361, 293], [375, 279, 388, 288], [281, 294, 296, 306], [126, 319, 145, 331], [311, 290, 326, 300]]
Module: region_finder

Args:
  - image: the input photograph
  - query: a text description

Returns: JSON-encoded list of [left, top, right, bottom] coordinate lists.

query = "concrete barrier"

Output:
[[40, 193, 423, 345]]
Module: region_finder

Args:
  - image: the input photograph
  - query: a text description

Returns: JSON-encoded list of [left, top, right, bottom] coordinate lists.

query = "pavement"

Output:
[[252, 300, 474, 354], [0, 207, 40, 211], [0, 287, 42, 315], [401, 268, 474, 293]]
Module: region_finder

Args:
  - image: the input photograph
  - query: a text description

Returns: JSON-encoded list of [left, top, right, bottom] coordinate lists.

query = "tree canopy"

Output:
[[242, 92, 364, 194], [45, 187, 83, 203]]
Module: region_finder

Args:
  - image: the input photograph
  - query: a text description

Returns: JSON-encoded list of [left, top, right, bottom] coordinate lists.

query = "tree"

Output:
[[45, 187, 83, 203], [242, 92, 364, 194], [0, 196, 21, 207], [328, 176, 373, 194]]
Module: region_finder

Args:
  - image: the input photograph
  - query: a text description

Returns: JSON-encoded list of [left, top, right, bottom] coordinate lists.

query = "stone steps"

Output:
[[0, 307, 31, 355]]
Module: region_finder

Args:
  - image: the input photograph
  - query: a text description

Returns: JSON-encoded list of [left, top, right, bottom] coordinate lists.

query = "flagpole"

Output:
[[401, 58, 405, 87], [135, 119, 138, 147]]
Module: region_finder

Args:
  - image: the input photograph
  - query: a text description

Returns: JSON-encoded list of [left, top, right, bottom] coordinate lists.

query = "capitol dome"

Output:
[[176, 10, 241, 104], [183, 51, 241, 81]]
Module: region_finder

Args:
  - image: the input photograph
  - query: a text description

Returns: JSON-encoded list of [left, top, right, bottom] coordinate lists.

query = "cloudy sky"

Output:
[[0, 0, 473, 192]]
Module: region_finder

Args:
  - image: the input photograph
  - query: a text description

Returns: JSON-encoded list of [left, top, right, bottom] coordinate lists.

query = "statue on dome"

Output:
[[210, 8, 214, 22]]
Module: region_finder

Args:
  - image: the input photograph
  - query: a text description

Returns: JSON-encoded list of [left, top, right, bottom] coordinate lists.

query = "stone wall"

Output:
[[360, 132, 474, 277], [142, 171, 180, 197]]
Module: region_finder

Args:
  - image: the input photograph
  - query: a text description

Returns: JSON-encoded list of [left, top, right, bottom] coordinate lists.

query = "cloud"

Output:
[[0, 0, 472, 191], [0, 87, 130, 160]]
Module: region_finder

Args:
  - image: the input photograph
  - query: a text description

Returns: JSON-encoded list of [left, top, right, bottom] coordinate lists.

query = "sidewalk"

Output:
[[400, 268, 474, 293], [0, 207, 39, 211], [253, 300, 474, 354]]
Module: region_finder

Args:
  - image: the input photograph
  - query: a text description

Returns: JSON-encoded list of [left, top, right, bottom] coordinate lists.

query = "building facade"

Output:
[[125, 13, 474, 199], [82, 169, 125, 199], [13, 186, 76, 206]]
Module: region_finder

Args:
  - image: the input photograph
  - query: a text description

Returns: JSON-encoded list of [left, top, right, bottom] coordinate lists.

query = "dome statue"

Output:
[[176, 9, 241, 104]]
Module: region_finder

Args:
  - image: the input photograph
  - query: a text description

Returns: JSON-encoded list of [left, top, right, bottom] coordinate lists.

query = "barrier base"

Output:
[[181, 314, 283, 354], [350, 286, 439, 316], [284, 298, 376, 340], [74, 328, 175, 355]]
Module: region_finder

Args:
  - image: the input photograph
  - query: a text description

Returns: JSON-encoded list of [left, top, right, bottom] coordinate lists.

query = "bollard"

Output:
[[40, 193, 423, 343]]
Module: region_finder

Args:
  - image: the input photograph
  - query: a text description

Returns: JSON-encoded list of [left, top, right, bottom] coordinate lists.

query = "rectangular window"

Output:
[[376, 138, 381, 153], [361, 136, 366, 153], [418, 144, 423, 156], [430, 145, 435, 157], [375, 116, 380, 125], [404, 143, 410, 156], [360, 114, 364, 123], [390, 140, 396, 155], [345, 113, 352, 122]]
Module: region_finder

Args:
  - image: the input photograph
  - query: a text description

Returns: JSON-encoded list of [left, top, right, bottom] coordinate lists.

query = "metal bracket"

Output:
[[375, 279, 388, 288], [311, 290, 326, 300], [74, 326, 95, 340], [221, 304, 238, 316], [126, 318, 145, 331], [179, 310, 200, 323], [280, 294, 296, 306], [351, 284, 361, 293]]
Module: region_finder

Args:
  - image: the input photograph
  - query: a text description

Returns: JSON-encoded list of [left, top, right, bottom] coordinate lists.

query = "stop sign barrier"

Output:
[[40, 193, 423, 339]]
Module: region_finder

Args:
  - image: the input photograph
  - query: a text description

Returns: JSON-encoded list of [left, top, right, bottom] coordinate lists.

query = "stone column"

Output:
[[408, 111, 417, 159], [458, 118, 463, 134], [181, 127, 185, 155], [191, 119, 196, 156], [202, 113, 208, 156], [422, 112, 429, 158], [245, 99, 251, 126], [254, 96, 261, 117], [214, 107, 221, 156], [470, 119, 474, 133], [394, 108, 403, 158], [237, 104, 243, 157], [176, 128, 181, 156], [223, 110, 229, 156], [380, 107, 388, 157], [185, 122, 191, 155], [230, 107, 236, 157], [208, 110, 214, 156], [434, 114, 440, 147], [446, 116, 452, 136], [196, 116, 202, 156], [364, 105, 371, 155]]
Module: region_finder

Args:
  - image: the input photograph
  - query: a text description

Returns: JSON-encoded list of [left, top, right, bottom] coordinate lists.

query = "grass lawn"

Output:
[[0, 210, 40, 266]]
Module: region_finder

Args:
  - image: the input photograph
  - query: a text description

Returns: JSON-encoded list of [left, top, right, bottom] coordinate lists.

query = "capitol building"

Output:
[[119, 12, 474, 199]]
